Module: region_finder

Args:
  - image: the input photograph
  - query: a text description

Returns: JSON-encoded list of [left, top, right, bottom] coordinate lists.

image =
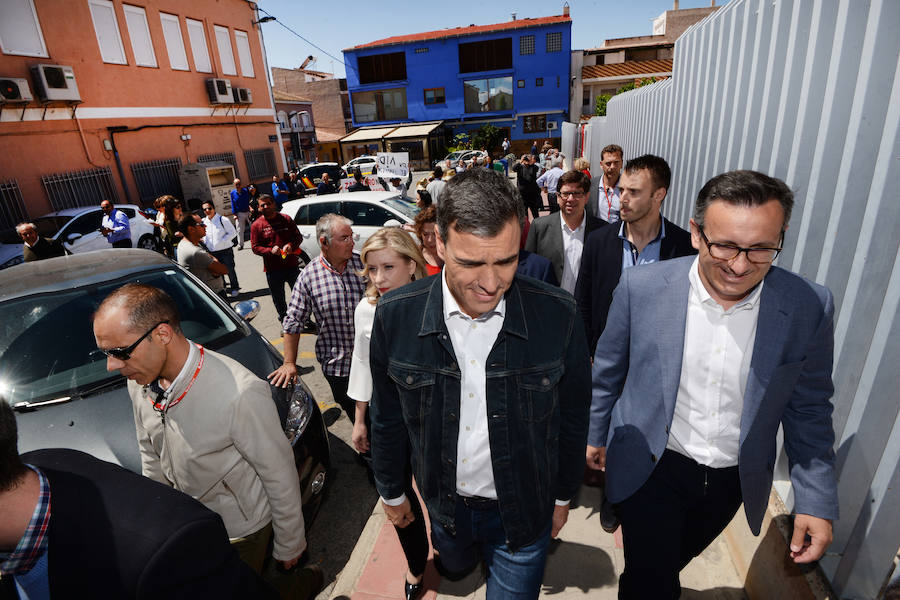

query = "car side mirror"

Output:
[[67, 233, 83, 243], [233, 299, 260, 322]]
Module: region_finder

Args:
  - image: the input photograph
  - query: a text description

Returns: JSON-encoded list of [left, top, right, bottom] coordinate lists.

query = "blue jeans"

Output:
[[430, 497, 550, 600]]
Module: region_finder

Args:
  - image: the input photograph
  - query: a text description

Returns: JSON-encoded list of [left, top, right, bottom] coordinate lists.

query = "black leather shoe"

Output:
[[404, 580, 424, 600], [600, 495, 620, 533]]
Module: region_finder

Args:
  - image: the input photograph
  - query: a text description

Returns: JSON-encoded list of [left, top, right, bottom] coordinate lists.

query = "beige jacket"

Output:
[[129, 343, 305, 560]]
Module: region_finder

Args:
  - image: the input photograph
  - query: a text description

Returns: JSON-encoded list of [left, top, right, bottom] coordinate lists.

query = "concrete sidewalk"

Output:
[[328, 484, 748, 600]]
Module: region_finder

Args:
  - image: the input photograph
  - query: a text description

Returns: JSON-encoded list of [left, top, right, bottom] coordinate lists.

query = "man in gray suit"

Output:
[[588, 170, 838, 598], [524, 170, 604, 294]]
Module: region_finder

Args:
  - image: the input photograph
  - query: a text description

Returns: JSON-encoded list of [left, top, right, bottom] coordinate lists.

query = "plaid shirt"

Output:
[[283, 253, 365, 376], [0, 466, 51, 578]]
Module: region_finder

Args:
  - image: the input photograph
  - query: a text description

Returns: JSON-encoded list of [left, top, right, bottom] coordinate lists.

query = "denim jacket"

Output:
[[369, 274, 591, 550]]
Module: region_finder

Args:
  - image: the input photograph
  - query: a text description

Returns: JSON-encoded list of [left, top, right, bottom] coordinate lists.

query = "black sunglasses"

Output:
[[94, 321, 168, 361]]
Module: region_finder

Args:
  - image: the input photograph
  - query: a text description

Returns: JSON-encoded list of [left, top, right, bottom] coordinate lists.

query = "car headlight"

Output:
[[284, 383, 314, 446]]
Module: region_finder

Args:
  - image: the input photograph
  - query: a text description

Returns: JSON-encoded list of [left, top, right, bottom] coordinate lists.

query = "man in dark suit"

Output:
[[575, 154, 695, 356], [0, 400, 277, 599], [586, 144, 623, 223], [588, 170, 838, 598], [524, 170, 604, 295], [16, 222, 66, 262]]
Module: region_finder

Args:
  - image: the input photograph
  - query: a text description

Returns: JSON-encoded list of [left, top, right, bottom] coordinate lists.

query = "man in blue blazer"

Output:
[[588, 170, 838, 599]]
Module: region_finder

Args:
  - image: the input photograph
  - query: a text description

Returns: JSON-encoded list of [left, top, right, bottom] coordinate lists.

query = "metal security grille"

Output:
[[0, 179, 28, 230], [545, 32, 562, 53], [243, 147, 277, 180], [41, 167, 120, 211], [519, 35, 535, 55], [198, 151, 239, 178], [131, 158, 183, 207]]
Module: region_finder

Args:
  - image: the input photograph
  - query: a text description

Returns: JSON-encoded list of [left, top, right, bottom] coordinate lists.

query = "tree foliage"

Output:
[[472, 124, 503, 154], [595, 78, 661, 116]]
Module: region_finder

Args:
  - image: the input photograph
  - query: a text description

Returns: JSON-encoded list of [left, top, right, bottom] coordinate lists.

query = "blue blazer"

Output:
[[589, 257, 839, 534]]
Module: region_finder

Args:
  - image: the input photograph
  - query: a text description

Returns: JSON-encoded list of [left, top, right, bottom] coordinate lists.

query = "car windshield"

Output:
[[446, 151, 465, 161], [0, 268, 240, 406], [382, 197, 420, 220], [32, 216, 72, 238]]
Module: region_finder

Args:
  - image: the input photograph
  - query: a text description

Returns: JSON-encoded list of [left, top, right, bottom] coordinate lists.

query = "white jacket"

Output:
[[129, 343, 305, 560]]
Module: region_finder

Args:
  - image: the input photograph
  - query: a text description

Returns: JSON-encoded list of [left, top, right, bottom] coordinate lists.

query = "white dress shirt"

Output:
[[202, 213, 237, 252], [559, 211, 587, 294], [347, 298, 377, 403], [442, 270, 505, 499], [667, 258, 763, 468], [597, 176, 621, 223]]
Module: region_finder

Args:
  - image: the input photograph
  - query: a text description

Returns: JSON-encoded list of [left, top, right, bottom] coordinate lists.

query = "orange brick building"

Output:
[[0, 0, 285, 227]]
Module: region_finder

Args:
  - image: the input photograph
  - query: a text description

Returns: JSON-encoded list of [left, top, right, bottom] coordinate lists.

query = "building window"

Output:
[[463, 77, 513, 113], [277, 110, 289, 130], [546, 32, 562, 53], [414, 47, 429, 54], [519, 35, 534, 55], [214, 25, 236, 76], [458, 38, 512, 73], [535, 77, 543, 87], [523, 114, 547, 133], [234, 30, 254, 77], [160, 13, 189, 71], [352, 88, 407, 123], [358, 52, 407, 84], [424, 87, 445, 105], [0, 0, 48, 57], [88, 0, 127, 65], [123, 5, 156, 68], [517, 79, 525, 88], [185, 18, 211, 73], [582, 91, 590, 106]]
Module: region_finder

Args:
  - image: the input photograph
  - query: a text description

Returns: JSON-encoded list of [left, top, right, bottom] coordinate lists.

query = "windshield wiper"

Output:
[[12, 396, 74, 412], [73, 376, 125, 398]]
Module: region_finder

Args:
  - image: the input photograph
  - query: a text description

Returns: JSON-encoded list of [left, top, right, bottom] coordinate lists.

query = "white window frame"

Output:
[[0, 0, 49, 57], [185, 18, 211, 73], [233, 29, 254, 78], [122, 5, 156, 67], [88, 0, 128, 65], [159, 12, 189, 71], [214, 25, 236, 77]]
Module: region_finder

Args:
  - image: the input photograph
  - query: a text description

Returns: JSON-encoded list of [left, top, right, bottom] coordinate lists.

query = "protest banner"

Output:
[[376, 152, 409, 179]]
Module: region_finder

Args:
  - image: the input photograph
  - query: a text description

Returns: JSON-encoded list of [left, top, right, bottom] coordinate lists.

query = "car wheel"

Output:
[[298, 251, 311, 270], [137, 234, 158, 251]]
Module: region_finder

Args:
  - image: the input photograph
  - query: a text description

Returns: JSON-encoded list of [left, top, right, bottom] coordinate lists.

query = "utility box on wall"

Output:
[[179, 162, 236, 216]]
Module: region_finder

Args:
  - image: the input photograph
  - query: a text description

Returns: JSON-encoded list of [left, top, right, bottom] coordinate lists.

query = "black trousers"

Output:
[[324, 374, 356, 423], [394, 471, 429, 577], [265, 267, 300, 323], [546, 192, 559, 213], [616, 449, 742, 600]]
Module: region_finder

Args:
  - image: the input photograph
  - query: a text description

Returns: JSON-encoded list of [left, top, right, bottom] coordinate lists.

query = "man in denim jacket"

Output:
[[370, 168, 591, 599]]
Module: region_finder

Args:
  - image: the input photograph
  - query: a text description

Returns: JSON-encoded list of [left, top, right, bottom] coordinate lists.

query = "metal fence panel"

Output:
[[130, 158, 183, 207], [41, 166, 120, 211], [0, 179, 28, 230], [581, 0, 900, 597], [198, 151, 239, 179], [243, 148, 277, 181]]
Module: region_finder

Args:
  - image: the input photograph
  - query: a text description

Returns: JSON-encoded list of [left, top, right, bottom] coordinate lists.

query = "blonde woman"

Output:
[[347, 227, 429, 600]]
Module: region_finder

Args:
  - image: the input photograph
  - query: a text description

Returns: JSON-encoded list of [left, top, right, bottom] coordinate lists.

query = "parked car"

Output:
[[280, 191, 419, 261], [341, 155, 377, 177], [0, 204, 158, 272], [0, 228, 24, 270], [0, 250, 330, 526], [433, 150, 470, 168], [296, 163, 343, 191]]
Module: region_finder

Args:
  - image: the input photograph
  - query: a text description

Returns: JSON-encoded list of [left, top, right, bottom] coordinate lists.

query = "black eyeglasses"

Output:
[[698, 227, 783, 264], [95, 321, 168, 361]]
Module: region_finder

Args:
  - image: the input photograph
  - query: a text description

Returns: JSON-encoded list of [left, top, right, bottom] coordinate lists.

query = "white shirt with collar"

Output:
[[667, 257, 764, 468], [442, 269, 505, 499], [202, 213, 237, 252], [559, 211, 587, 294], [597, 176, 622, 223]]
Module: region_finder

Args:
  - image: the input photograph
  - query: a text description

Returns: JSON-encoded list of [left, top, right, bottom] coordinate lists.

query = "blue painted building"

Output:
[[341, 9, 572, 160]]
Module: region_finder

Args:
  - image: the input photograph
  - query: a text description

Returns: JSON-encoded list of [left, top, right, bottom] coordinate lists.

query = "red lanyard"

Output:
[[602, 184, 614, 219], [152, 345, 205, 412]]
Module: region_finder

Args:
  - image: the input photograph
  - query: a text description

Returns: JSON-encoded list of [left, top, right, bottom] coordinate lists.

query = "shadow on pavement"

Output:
[[682, 587, 748, 599], [541, 538, 617, 594]]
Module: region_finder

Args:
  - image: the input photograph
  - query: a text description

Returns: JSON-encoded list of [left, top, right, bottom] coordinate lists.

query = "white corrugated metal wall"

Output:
[[581, 1, 900, 598]]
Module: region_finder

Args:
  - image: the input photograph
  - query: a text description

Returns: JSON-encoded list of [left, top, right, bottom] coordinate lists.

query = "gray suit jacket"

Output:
[[590, 257, 838, 534], [524, 211, 605, 284]]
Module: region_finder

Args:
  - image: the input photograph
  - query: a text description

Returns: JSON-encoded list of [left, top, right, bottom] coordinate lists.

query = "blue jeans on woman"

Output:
[[430, 496, 551, 600]]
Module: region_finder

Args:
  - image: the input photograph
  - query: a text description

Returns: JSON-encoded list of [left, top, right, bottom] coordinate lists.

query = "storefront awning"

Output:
[[384, 121, 443, 139], [339, 126, 397, 144]]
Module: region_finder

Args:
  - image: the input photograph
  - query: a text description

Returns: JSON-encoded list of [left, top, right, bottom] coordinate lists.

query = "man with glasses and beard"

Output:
[[588, 170, 838, 599]]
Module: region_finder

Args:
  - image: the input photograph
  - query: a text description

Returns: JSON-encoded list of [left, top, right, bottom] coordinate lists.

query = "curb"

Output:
[[328, 502, 387, 599]]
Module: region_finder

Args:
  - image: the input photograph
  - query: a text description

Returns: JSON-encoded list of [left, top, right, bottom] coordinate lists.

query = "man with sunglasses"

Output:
[[201, 201, 240, 297], [588, 170, 838, 599], [92, 284, 317, 595], [176, 213, 229, 297]]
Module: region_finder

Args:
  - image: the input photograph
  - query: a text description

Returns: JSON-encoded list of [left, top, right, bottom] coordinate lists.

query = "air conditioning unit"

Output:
[[206, 78, 234, 104], [0, 77, 33, 103], [232, 87, 252, 104], [30, 64, 81, 102], [546, 121, 558, 130]]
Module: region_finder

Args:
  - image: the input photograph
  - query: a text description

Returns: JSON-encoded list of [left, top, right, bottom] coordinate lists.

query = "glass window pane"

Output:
[[123, 5, 156, 67], [185, 18, 211, 73], [489, 77, 513, 111], [88, 0, 127, 65], [214, 25, 236, 76], [464, 79, 488, 113], [352, 91, 376, 123], [160, 13, 189, 71], [234, 30, 254, 77], [0, 0, 48, 57]]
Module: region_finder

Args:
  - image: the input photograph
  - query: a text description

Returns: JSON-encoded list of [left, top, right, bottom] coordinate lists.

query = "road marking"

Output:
[[267, 333, 314, 348], [299, 351, 315, 359]]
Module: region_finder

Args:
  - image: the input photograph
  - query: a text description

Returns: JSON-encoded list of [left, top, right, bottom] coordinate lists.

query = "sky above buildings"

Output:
[[255, 0, 725, 80]]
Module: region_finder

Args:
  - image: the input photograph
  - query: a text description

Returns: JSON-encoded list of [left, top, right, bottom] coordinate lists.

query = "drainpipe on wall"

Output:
[[107, 126, 135, 205]]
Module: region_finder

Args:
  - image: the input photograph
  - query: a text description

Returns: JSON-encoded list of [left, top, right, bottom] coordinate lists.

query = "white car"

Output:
[[341, 155, 378, 177], [280, 191, 419, 262], [0, 204, 158, 269]]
